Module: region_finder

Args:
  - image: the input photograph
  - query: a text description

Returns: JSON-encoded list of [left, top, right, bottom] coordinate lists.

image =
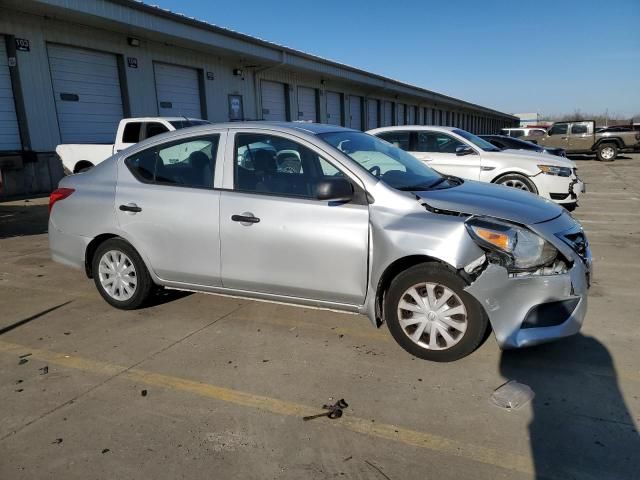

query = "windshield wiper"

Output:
[[398, 177, 448, 191]]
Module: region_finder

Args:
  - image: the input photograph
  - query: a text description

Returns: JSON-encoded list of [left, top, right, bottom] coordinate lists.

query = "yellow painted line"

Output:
[[0, 340, 535, 477]]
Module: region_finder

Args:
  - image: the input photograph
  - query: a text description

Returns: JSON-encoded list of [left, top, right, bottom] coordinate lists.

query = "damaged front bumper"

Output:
[[464, 214, 592, 349]]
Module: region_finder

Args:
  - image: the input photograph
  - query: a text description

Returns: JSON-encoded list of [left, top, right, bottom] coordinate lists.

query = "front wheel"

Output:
[[494, 174, 537, 193], [596, 143, 617, 162], [384, 263, 489, 362], [92, 238, 154, 309]]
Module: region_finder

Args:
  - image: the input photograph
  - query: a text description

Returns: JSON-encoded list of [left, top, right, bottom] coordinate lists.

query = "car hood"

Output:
[[416, 179, 564, 225], [485, 149, 575, 168]]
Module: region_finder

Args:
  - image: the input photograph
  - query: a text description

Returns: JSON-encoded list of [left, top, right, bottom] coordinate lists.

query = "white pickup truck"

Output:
[[56, 117, 209, 174]]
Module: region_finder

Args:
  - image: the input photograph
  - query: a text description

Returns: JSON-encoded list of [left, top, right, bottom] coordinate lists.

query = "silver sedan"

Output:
[[49, 122, 592, 361]]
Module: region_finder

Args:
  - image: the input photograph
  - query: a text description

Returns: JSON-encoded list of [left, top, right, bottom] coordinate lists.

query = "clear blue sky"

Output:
[[155, 0, 639, 118]]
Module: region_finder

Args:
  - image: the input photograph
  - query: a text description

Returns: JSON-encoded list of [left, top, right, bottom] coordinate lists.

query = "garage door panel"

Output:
[[367, 100, 378, 129], [154, 63, 202, 118], [0, 37, 20, 150], [48, 44, 124, 144], [261, 80, 287, 121], [349, 96, 362, 130], [297, 86, 317, 122], [326, 91, 341, 126]]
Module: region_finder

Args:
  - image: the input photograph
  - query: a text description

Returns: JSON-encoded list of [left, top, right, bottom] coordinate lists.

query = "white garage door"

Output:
[[0, 37, 20, 150], [397, 104, 405, 126], [382, 101, 393, 126], [154, 63, 202, 118], [48, 44, 124, 144], [261, 80, 288, 121], [349, 96, 362, 130], [367, 99, 378, 130], [407, 105, 415, 125], [326, 91, 342, 126], [297, 86, 317, 122]]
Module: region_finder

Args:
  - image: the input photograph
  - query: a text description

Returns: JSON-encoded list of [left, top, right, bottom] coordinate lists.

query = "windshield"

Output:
[[318, 131, 447, 191], [169, 120, 211, 129], [454, 129, 501, 152]]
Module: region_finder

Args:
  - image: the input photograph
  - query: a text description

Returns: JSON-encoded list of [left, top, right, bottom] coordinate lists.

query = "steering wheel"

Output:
[[368, 165, 381, 177]]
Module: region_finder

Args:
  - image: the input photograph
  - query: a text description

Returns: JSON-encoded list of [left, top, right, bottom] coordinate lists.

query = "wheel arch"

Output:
[[74, 160, 95, 173], [593, 137, 623, 150], [490, 171, 539, 193], [374, 255, 458, 327], [84, 233, 157, 283]]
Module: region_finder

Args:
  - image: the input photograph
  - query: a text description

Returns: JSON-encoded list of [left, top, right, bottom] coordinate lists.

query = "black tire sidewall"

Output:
[[384, 263, 488, 362], [597, 143, 617, 162], [496, 174, 537, 193], [92, 238, 153, 310]]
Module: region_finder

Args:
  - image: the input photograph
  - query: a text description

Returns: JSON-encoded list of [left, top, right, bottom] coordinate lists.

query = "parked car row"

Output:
[[49, 121, 592, 362]]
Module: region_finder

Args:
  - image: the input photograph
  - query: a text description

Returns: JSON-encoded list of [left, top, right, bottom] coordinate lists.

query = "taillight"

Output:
[[48, 188, 75, 214]]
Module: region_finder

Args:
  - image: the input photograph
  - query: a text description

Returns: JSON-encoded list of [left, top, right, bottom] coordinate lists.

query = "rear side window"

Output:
[[145, 122, 169, 139], [570, 123, 588, 134], [416, 131, 465, 153], [510, 129, 525, 138], [122, 122, 142, 143], [549, 124, 568, 135], [125, 135, 219, 189], [377, 131, 410, 150]]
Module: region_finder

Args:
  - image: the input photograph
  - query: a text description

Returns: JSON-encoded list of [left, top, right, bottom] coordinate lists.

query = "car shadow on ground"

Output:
[[0, 203, 49, 239], [499, 334, 640, 479], [567, 154, 634, 162]]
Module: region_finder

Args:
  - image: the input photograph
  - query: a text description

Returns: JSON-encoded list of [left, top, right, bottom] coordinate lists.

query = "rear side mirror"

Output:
[[315, 178, 354, 202], [456, 145, 474, 156]]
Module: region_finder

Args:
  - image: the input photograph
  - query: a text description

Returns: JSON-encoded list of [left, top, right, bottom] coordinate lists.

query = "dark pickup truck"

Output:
[[522, 120, 640, 161]]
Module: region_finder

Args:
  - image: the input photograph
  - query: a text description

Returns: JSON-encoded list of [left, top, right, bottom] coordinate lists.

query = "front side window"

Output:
[[234, 133, 343, 198], [377, 131, 410, 150], [122, 122, 142, 143], [570, 123, 589, 134], [319, 131, 446, 192], [549, 124, 568, 136], [125, 135, 218, 189], [415, 131, 466, 153]]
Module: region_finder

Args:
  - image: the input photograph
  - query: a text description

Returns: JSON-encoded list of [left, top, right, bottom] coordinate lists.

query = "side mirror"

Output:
[[315, 178, 354, 202], [456, 145, 474, 156]]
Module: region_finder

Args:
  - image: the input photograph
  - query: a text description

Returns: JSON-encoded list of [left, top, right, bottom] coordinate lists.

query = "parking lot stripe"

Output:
[[0, 339, 535, 477]]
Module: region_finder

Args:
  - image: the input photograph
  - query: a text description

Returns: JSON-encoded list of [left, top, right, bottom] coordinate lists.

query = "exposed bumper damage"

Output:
[[465, 251, 591, 349]]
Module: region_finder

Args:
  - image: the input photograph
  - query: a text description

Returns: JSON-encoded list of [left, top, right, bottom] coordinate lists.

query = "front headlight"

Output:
[[538, 164, 572, 177], [465, 217, 557, 271]]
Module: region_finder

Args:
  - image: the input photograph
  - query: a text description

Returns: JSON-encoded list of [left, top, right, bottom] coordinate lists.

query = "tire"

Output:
[[596, 143, 617, 162], [494, 173, 538, 193], [384, 263, 489, 362], [92, 238, 154, 309], [563, 202, 577, 212]]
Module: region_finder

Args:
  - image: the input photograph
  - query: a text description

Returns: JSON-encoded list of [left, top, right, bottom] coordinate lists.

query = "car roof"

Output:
[[367, 125, 458, 133], [175, 121, 357, 135]]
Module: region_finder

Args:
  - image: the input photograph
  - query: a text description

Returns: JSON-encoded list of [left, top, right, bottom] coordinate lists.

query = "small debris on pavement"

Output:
[[141, 389, 148, 397], [15, 388, 24, 393], [15, 379, 23, 384], [101, 448, 110, 454], [19, 353, 32, 359], [52, 438, 63, 444], [490, 380, 535, 411], [39, 366, 49, 375], [303, 398, 349, 421], [343, 456, 353, 462], [63, 332, 71, 335], [18, 358, 28, 365]]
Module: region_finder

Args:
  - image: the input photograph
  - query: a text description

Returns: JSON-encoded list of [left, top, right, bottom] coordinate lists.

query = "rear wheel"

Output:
[[92, 238, 153, 309], [596, 143, 617, 162], [495, 173, 537, 193], [384, 263, 488, 362]]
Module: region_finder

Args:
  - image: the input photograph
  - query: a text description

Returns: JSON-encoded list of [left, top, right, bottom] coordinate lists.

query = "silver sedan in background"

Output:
[[49, 122, 592, 362]]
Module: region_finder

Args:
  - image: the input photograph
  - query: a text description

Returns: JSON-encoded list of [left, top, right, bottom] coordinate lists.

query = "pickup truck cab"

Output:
[[56, 117, 209, 174], [523, 120, 640, 162]]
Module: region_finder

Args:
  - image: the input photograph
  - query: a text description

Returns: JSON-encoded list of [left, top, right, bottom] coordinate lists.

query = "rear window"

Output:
[[169, 120, 210, 129]]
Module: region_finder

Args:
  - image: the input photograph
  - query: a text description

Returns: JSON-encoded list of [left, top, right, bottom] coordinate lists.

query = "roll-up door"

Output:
[[397, 104, 405, 125], [154, 63, 202, 118], [349, 95, 362, 130], [48, 44, 124, 143], [0, 37, 20, 150], [261, 80, 288, 121], [407, 105, 415, 125], [367, 99, 378, 129], [326, 91, 342, 126], [297, 86, 317, 122], [382, 101, 393, 126]]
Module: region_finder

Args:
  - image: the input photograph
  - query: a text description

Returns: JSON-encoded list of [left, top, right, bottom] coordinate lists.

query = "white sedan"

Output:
[[367, 126, 584, 209]]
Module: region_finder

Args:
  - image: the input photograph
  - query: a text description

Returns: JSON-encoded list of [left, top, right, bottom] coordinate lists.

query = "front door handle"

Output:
[[119, 203, 142, 213], [231, 213, 260, 225]]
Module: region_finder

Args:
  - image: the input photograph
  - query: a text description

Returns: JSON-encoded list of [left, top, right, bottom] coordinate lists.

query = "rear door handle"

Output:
[[231, 213, 260, 225], [119, 203, 142, 213]]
